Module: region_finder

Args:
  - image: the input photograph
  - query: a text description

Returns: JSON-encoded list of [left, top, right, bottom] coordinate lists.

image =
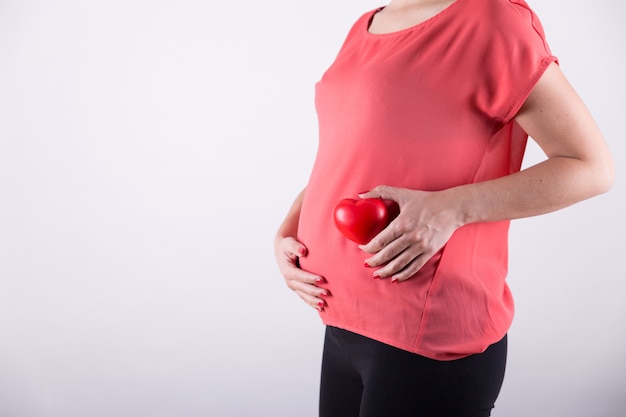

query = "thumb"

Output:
[[287, 237, 308, 258]]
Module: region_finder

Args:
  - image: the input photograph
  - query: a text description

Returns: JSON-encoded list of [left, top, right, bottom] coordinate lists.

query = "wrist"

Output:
[[275, 226, 298, 247], [439, 186, 475, 227]]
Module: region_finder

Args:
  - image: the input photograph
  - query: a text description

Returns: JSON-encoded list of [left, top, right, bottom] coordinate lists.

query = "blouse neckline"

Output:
[[365, 0, 464, 38]]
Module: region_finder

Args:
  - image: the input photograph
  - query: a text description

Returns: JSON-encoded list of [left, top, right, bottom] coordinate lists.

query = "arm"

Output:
[[274, 187, 328, 311], [360, 63, 614, 281], [453, 63, 614, 223]]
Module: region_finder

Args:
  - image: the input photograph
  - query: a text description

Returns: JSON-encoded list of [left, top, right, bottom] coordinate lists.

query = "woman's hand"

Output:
[[274, 235, 328, 311], [358, 186, 464, 282]]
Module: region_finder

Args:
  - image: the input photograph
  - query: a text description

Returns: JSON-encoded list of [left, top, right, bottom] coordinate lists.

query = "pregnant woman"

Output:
[[274, 0, 614, 416]]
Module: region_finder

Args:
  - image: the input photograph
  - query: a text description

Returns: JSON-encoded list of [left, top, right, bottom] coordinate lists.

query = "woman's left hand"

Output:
[[358, 185, 464, 282]]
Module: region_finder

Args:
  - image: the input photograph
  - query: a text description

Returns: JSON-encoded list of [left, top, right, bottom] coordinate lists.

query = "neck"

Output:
[[386, 0, 450, 9]]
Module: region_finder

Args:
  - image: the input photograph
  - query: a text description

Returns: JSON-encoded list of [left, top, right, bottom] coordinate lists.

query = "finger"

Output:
[[283, 237, 308, 258], [278, 240, 311, 272], [289, 279, 328, 298], [295, 288, 328, 309], [375, 246, 423, 279], [282, 265, 325, 286], [290, 281, 330, 310], [363, 236, 409, 268], [359, 221, 403, 254], [390, 254, 430, 282]]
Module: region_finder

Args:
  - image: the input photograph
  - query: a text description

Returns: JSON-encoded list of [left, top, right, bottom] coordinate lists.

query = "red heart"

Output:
[[333, 198, 400, 244]]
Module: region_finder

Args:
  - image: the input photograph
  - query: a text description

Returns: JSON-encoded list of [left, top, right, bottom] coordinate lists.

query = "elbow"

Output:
[[592, 156, 615, 196], [601, 164, 615, 194]]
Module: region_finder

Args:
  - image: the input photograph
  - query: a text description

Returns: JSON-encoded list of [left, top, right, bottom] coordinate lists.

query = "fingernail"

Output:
[[298, 248, 307, 256], [373, 274, 380, 280], [318, 301, 326, 307], [364, 262, 371, 268], [391, 278, 399, 284], [320, 292, 330, 297], [316, 277, 326, 284]]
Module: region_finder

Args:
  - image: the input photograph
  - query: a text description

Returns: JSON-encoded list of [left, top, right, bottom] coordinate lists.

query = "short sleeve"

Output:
[[473, 0, 558, 124]]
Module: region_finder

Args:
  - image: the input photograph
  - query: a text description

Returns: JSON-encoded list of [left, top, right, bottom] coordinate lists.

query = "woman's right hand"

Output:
[[274, 235, 328, 312]]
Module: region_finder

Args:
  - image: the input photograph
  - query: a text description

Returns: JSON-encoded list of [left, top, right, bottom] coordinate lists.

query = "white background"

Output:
[[0, 0, 624, 416]]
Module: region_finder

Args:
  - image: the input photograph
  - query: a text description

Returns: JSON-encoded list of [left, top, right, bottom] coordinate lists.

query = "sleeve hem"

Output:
[[498, 55, 559, 125]]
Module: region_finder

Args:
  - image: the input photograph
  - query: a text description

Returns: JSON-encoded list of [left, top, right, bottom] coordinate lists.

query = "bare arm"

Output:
[[360, 63, 614, 281], [453, 62, 614, 224], [275, 188, 306, 244]]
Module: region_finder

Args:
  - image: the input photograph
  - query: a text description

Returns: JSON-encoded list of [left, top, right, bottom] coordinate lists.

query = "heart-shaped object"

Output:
[[333, 198, 400, 244]]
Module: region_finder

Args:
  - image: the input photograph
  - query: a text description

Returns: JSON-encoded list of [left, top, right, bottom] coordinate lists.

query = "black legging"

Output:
[[319, 326, 507, 417]]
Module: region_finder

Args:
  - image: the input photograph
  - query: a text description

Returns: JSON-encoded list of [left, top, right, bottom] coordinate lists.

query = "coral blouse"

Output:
[[297, 0, 557, 360]]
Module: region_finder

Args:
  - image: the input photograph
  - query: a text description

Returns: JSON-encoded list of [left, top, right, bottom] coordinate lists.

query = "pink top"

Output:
[[297, 0, 557, 360]]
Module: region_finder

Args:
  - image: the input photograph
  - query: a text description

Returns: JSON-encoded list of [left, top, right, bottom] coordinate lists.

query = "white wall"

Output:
[[0, 0, 623, 416]]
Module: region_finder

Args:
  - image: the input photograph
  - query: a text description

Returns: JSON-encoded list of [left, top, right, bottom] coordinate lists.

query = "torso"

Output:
[[299, 0, 557, 360]]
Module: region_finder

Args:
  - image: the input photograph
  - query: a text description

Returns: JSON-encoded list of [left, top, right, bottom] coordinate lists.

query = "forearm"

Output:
[[449, 155, 613, 226], [275, 187, 307, 240]]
